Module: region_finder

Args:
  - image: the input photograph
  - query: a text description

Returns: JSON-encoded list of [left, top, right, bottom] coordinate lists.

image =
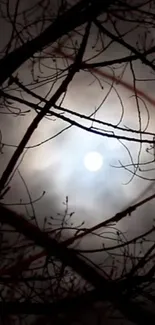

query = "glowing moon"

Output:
[[84, 151, 103, 172]]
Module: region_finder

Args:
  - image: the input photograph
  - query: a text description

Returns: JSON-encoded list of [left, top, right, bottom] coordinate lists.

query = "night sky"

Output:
[[0, 2, 155, 321]]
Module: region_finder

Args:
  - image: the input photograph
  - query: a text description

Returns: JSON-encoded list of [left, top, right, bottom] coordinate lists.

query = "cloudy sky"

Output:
[[0, 0, 155, 262]]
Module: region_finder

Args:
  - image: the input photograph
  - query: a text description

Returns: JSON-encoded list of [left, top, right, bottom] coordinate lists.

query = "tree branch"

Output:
[[94, 19, 155, 72], [0, 21, 91, 194], [0, 0, 113, 86], [0, 204, 155, 325]]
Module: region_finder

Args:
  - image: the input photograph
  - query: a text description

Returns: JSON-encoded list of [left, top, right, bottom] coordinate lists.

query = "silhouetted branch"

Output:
[[0, 21, 91, 194], [63, 191, 155, 246], [0, 205, 155, 325], [0, 0, 113, 85]]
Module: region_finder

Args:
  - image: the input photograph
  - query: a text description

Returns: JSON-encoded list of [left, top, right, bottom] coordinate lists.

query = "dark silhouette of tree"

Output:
[[0, 1, 155, 324]]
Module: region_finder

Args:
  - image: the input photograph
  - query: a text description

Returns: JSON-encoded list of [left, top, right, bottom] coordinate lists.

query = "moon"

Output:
[[84, 151, 103, 172]]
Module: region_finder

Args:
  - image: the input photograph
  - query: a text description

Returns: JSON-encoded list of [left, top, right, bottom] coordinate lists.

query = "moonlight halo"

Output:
[[84, 151, 103, 172]]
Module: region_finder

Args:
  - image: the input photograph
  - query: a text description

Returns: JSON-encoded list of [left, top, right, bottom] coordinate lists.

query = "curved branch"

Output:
[[0, 204, 155, 325], [0, 0, 113, 85]]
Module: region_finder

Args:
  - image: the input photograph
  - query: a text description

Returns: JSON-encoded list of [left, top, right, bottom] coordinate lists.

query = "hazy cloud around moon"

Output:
[[0, 0, 155, 248]]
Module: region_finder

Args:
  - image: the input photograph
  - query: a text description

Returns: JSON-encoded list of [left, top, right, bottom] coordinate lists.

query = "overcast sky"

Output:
[[0, 0, 155, 266]]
